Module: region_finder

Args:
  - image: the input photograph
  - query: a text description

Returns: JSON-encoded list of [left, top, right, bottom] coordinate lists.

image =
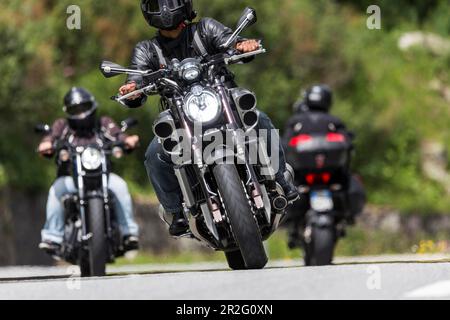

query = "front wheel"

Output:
[[214, 164, 267, 270], [225, 250, 246, 270], [304, 226, 336, 266], [80, 197, 107, 277]]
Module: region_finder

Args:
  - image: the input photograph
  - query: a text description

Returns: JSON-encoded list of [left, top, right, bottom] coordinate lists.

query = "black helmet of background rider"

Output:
[[140, 0, 197, 30], [301, 85, 333, 113], [63, 87, 98, 136]]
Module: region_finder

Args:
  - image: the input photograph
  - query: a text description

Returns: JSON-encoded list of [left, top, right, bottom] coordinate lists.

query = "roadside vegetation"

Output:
[[115, 228, 450, 266], [1, 0, 449, 214]]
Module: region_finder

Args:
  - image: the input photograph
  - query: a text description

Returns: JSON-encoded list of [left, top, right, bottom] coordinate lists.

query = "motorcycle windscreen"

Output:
[[310, 190, 334, 212]]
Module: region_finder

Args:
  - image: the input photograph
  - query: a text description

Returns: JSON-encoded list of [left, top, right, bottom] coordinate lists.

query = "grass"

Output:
[[115, 232, 303, 267]]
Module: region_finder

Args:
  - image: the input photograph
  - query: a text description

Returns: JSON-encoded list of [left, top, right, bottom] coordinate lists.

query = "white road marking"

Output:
[[404, 281, 450, 299]]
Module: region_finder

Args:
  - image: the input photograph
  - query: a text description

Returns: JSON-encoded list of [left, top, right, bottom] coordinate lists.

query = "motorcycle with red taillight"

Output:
[[285, 132, 366, 266]]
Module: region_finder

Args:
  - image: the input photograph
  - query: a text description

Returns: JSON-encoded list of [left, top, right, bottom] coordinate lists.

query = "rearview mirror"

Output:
[[236, 7, 257, 30], [100, 61, 127, 78], [221, 7, 258, 49], [121, 118, 138, 132], [35, 124, 51, 135]]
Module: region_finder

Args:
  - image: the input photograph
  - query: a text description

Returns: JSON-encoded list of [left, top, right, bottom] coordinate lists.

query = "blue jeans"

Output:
[[41, 173, 139, 244], [144, 111, 287, 214]]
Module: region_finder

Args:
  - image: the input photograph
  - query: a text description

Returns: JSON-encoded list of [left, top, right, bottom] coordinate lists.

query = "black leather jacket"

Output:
[[125, 18, 239, 108]]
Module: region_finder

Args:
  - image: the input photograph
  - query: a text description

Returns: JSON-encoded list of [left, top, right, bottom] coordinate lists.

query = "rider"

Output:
[[119, 0, 299, 236], [284, 85, 348, 141], [283, 84, 366, 247], [37, 87, 140, 254]]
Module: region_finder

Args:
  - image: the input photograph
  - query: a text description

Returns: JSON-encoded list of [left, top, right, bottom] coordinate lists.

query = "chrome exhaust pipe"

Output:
[[231, 88, 257, 111], [230, 88, 259, 130], [153, 111, 182, 155], [162, 137, 183, 155], [153, 110, 176, 140], [242, 110, 259, 129]]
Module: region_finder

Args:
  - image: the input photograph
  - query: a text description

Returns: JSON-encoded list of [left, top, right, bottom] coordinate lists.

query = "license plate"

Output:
[[310, 190, 334, 212]]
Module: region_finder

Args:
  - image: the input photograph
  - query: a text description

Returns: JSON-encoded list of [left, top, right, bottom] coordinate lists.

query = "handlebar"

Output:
[[37, 139, 133, 158], [112, 46, 266, 104], [224, 48, 266, 64]]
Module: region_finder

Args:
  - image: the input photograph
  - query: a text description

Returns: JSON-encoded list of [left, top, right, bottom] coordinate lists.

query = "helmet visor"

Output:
[[65, 102, 94, 117], [142, 0, 184, 13]]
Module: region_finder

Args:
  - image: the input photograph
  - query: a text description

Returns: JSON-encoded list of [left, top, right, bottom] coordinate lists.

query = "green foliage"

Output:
[[0, 0, 449, 213]]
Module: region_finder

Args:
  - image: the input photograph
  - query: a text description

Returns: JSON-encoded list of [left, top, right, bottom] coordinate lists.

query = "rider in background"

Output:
[[284, 85, 348, 141], [37, 87, 140, 255], [283, 84, 366, 248]]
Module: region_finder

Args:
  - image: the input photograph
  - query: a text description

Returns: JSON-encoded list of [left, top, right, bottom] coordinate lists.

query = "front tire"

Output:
[[81, 197, 107, 277], [214, 164, 268, 270], [304, 226, 336, 266], [225, 250, 246, 270]]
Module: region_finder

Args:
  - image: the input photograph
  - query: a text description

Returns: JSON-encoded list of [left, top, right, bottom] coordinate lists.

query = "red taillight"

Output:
[[322, 172, 331, 184], [306, 173, 315, 185], [326, 133, 345, 143], [305, 172, 332, 185], [289, 134, 312, 147]]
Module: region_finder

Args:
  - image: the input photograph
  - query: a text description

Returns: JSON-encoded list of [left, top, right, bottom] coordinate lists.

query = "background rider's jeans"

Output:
[[41, 173, 139, 244], [144, 111, 287, 215]]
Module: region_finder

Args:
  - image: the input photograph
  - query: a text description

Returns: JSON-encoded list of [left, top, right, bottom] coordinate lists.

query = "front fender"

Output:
[[204, 145, 238, 166]]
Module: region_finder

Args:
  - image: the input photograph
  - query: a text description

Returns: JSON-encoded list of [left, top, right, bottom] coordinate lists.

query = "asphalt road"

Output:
[[1, 254, 450, 300]]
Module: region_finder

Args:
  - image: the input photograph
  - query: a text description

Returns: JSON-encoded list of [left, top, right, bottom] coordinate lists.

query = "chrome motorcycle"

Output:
[[35, 118, 138, 276], [100, 8, 293, 269]]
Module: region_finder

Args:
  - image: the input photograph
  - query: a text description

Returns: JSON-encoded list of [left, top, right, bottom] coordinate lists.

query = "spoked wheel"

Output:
[[304, 226, 336, 266], [214, 164, 268, 270], [79, 198, 107, 277]]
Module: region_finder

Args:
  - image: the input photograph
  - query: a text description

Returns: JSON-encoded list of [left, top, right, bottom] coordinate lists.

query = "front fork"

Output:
[[75, 154, 89, 243], [173, 81, 279, 243], [76, 152, 112, 247], [101, 151, 113, 240], [215, 80, 265, 209]]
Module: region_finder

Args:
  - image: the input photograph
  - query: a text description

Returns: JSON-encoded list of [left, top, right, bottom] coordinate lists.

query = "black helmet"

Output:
[[140, 0, 196, 30], [303, 84, 333, 112], [63, 87, 98, 134]]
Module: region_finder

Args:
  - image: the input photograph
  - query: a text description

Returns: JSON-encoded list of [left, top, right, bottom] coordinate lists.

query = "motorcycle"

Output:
[[99, 7, 293, 270], [35, 118, 138, 277], [286, 131, 363, 266]]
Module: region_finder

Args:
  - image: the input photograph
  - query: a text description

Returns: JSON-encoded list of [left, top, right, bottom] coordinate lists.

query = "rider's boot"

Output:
[[39, 240, 61, 256], [169, 211, 189, 236], [123, 235, 139, 251]]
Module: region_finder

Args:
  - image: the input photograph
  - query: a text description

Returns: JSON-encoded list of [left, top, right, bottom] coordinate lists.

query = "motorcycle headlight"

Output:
[[183, 86, 221, 123], [81, 147, 102, 170]]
